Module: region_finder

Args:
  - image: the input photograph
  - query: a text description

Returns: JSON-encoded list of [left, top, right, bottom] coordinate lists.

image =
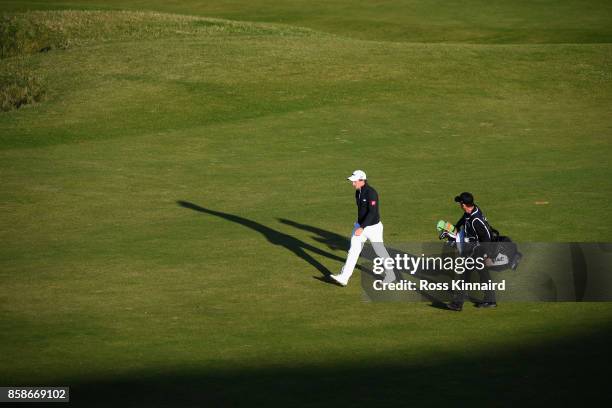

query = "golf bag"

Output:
[[437, 220, 522, 271], [487, 235, 522, 271]]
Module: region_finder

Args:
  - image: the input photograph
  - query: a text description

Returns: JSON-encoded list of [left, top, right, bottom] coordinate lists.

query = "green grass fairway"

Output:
[[1, 2, 612, 406], [3, 0, 612, 43]]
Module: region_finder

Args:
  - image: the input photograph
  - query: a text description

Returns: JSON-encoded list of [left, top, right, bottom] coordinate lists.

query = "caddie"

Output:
[[447, 192, 497, 311]]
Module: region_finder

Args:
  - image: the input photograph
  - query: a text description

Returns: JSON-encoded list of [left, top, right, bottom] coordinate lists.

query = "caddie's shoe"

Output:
[[476, 302, 497, 308], [447, 302, 463, 312], [329, 274, 347, 287]]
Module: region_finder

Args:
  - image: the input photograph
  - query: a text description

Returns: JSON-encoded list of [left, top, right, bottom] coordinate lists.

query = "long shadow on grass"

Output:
[[177, 201, 347, 277], [178, 201, 449, 301], [62, 322, 611, 407]]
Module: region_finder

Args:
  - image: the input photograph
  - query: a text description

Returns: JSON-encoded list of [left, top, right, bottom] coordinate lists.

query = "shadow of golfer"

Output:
[[278, 218, 347, 252], [177, 201, 347, 278]]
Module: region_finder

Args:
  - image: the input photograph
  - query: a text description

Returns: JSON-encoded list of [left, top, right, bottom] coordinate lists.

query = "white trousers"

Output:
[[337, 222, 396, 283]]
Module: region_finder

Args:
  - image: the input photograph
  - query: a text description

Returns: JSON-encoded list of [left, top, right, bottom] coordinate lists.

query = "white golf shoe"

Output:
[[329, 274, 348, 287], [382, 270, 397, 284]]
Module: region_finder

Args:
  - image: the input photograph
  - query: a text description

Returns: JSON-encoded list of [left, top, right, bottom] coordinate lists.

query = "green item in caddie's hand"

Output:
[[436, 220, 456, 234]]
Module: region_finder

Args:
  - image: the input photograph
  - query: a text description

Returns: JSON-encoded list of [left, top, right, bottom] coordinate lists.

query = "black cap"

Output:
[[454, 192, 474, 205]]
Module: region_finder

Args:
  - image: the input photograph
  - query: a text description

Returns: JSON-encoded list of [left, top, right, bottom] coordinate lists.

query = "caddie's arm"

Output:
[[473, 218, 493, 264], [473, 219, 492, 244], [455, 216, 465, 231]]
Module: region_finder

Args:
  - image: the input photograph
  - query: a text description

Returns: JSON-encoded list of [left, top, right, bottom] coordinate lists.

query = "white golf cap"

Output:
[[347, 169, 367, 181]]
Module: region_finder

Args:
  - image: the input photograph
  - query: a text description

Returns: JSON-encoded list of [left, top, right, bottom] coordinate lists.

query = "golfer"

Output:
[[330, 170, 396, 286]]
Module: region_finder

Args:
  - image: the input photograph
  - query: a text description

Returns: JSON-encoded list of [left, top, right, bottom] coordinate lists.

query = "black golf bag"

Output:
[[438, 222, 522, 271], [487, 235, 522, 271]]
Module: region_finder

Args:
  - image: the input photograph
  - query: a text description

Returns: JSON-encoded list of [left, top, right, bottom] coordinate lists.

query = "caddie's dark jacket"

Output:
[[455, 205, 493, 256], [356, 183, 380, 228]]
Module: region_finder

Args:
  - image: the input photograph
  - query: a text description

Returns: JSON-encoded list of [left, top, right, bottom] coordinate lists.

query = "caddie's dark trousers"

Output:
[[452, 265, 496, 305]]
